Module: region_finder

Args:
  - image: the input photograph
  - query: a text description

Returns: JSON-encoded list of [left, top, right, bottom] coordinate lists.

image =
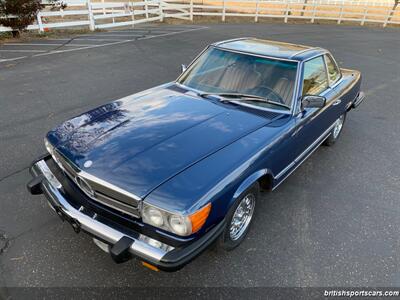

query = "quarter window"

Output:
[[325, 54, 340, 84], [302, 56, 328, 95]]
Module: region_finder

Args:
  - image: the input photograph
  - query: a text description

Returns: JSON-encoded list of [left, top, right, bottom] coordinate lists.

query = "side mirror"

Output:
[[181, 64, 187, 73], [301, 95, 326, 109]]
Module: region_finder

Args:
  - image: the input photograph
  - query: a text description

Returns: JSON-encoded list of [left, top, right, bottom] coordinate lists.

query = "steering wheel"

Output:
[[246, 86, 285, 104], [258, 86, 285, 104]]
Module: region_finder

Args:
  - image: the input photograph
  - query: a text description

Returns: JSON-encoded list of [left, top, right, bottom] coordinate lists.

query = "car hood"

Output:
[[47, 83, 282, 198]]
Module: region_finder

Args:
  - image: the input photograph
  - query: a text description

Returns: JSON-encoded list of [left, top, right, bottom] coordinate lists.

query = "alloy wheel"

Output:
[[333, 115, 345, 139], [229, 193, 256, 241]]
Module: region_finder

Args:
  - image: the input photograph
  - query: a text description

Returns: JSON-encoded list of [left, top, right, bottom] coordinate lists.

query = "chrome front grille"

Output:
[[52, 150, 78, 179], [52, 150, 141, 218]]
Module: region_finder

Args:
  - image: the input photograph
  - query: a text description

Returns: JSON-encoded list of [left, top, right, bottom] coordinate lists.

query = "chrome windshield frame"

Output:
[[175, 45, 300, 116]]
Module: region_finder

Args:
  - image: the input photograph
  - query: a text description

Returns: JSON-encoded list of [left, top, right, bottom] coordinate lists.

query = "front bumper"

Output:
[[28, 158, 225, 272]]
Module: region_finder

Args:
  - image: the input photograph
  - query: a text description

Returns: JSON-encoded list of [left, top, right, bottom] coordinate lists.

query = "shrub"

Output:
[[0, 0, 65, 37]]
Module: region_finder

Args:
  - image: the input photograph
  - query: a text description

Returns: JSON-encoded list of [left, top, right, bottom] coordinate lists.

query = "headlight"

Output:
[[169, 215, 191, 236], [143, 206, 164, 227], [142, 203, 211, 236]]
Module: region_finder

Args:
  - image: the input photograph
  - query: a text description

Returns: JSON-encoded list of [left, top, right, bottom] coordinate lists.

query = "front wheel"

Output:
[[324, 113, 346, 146], [218, 183, 259, 251]]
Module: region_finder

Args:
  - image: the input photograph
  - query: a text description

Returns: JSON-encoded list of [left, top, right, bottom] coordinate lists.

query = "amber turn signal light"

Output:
[[142, 261, 159, 272], [189, 203, 212, 233]]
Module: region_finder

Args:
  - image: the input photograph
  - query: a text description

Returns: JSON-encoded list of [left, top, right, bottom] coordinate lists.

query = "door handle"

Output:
[[332, 99, 342, 106]]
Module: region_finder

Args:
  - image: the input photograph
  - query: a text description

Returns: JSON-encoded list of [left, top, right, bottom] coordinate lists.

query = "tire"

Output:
[[324, 113, 346, 146], [218, 183, 259, 251]]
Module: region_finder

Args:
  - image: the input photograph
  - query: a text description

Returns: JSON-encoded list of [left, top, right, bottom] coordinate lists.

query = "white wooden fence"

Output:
[[0, 0, 164, 32], [167, 0, 400, 26], [0, 0, 398, 33]]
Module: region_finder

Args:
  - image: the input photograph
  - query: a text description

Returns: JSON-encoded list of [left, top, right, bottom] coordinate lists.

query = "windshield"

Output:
[[178, 47, 298, 110]]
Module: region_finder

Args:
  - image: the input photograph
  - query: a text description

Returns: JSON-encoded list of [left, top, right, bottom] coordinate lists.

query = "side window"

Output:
[[302, 56, 328, 95], [325, 54, 340, 84]]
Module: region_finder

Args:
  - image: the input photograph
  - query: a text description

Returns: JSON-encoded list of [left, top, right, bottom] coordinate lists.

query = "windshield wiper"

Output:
[[199, 92, 291, 110]]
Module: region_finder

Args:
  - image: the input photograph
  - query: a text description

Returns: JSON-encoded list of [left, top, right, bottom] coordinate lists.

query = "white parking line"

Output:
[[44, 38, 126, 42], [0, 49, 46, 52], [107, 29, 167, 32], [42, 38, 73, 41], [0, 56, 26, 63], [107, 30, 173, 34], [42, 37, 132, 42], [74, 38, 129, 42], [0, 26, 208, 63], [138, 26, 200, 30], [81, 34, 145, 37], [3, 43, 101, 47]]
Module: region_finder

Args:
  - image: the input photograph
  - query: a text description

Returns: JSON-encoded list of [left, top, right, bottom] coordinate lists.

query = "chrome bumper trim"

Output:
[[31, 159, 174, 262], [352, 91, 365, 109]]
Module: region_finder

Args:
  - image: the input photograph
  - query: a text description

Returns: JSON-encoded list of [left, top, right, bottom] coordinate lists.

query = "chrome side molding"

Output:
[[273, 121, 337, 189]]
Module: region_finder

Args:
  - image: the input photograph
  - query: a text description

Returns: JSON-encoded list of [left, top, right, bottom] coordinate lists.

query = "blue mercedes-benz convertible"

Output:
[[28, 38, 365, 271]]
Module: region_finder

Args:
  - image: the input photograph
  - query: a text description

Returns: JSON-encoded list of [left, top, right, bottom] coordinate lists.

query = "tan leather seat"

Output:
[[273, 77, 292, 105], [218, 61, 262, 92]]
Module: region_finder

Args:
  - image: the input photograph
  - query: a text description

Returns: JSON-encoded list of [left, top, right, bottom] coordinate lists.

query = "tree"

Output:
[[0, 0, 65, 38], [301, 0, 308, 17], [387, 0, 399, 24]]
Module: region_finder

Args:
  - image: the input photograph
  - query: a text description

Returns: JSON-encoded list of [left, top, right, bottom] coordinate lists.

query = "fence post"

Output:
[[311, 1, 316, 23], [385, 0, 399, 26], [159, 0, 164, 22], [36, 12, 44, 33], [222, 0, 226, 22], [102, 0, 106, 15], [130, 1, 135, 28], [337, 2, 344, 24], [284, 0, 289, 23], [255, 0, 259, 22], [145, 0, 149, 19], [383, 6, 392, 27], [360, 7, 367, 25], [190, 0, 194, 21], [301, 0, 307, 17], [87, 0, 95, 31]]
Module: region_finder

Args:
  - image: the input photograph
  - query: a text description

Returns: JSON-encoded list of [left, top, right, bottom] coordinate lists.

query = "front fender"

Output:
[[231, 168, 273, 203]]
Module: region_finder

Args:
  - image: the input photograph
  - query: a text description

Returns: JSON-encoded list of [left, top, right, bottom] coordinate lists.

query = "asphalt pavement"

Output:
[[0, 23, 399, 290]]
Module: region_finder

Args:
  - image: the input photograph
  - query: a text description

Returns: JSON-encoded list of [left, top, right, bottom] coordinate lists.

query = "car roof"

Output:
[[212, 38, 327, 61]]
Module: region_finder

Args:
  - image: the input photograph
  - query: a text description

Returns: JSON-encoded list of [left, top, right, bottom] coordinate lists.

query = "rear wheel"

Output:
[[218, 183, 259, 251], [324, 113, 346, 146]]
